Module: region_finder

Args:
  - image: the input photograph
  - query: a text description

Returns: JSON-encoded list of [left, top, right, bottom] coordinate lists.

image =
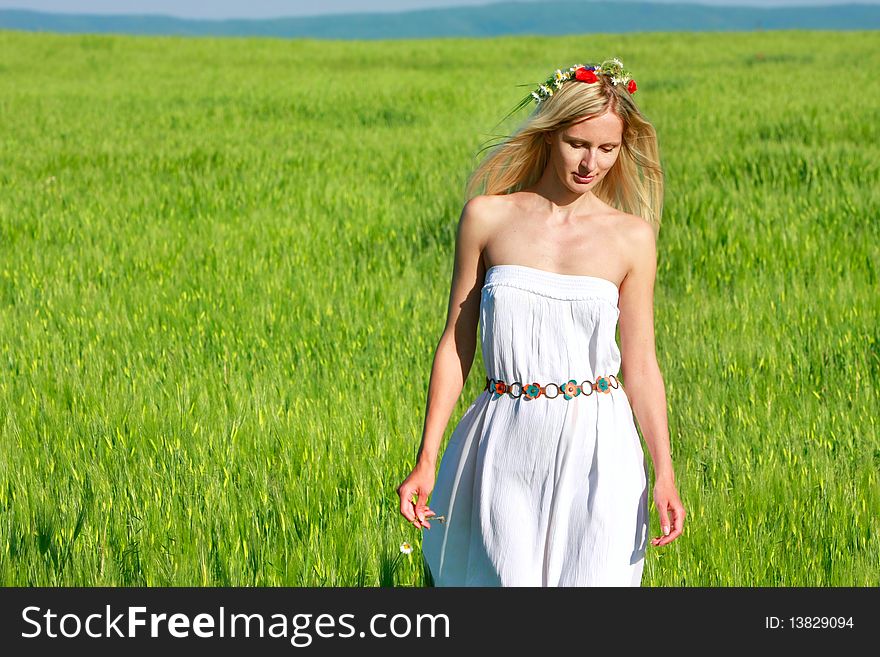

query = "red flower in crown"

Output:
[[627, 79, 637, 94], [575, 67, 598, 83]]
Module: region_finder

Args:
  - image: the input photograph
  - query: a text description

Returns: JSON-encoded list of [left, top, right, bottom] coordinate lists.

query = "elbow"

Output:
[[438, 327, 476, 363]]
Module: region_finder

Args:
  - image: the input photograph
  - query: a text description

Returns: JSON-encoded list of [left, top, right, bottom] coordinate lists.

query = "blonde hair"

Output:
[[464, 70, 664, 237]]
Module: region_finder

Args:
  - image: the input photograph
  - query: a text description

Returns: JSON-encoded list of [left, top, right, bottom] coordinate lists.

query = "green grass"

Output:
[[0, 28, 877, 586]]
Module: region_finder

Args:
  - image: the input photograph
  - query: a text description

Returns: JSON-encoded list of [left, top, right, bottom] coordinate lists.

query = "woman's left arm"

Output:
[[617, 218, 685, 547]]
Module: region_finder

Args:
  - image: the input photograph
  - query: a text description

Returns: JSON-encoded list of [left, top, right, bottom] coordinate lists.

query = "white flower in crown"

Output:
[[553, 69, 569, 89], [531, 91, 541, 102]]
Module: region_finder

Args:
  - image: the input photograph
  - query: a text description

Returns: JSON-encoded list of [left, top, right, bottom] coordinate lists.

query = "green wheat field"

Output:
[[0, 28, 877, 586]]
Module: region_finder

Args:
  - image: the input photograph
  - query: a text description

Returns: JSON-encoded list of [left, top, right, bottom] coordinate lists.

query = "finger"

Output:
[[413, 495, 431, 528], [410, 499, 423, 528], [660, 522, 680, 544], [651, 524, 672, 546], [415, 491, 430, 522], [666, 506, 686, 542], [419, 507, 437, 529], [657, 504, 671, 537], [398, 486, 416, 522], [653, 512, 685, 547], [673, 510, 684, 533], [666, 504, 684, 532], [657, 526, 681, 546], [412, 492, 427, 522], [417, 503, 440, 529]]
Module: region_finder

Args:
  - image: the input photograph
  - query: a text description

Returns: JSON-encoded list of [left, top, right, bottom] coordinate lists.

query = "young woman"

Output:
[[397, 58, 685, 586]]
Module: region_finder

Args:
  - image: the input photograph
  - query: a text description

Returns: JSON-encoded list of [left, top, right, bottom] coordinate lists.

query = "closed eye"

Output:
[[571, 143, 616, 152]]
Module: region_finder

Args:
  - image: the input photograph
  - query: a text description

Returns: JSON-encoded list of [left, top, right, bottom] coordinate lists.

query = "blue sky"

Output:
[[1, 0, 875, 19]]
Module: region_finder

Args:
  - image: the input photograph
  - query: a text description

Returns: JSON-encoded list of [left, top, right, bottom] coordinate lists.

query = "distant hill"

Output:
[[1, 1, 878, 39]]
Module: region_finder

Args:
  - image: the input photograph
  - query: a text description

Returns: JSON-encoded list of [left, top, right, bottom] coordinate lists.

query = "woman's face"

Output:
[[544, 109, 624, 192]]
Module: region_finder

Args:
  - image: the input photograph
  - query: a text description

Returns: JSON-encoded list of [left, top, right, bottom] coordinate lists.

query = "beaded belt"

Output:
[[484, 374, 620, 400]]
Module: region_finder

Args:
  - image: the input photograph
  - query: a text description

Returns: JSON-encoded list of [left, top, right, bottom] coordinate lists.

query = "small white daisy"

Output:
[[400, 541, 413, 555]]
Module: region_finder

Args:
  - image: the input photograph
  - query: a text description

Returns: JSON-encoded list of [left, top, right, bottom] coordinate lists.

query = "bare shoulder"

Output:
[[462, 194, 509, 221], [614, 210, 655, 243], [457, 194, 504, 246], [615, 212, 657, 279]]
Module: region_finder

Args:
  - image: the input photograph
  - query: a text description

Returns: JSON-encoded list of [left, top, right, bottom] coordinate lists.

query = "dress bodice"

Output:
[[480, 264, 621, 383]]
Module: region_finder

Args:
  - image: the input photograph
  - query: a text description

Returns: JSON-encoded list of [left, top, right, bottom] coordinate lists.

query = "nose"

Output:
[[581, 149, 598, 171]]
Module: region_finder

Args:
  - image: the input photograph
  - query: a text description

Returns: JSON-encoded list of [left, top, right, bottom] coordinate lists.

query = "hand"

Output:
[[396, 462, 438, 530], [650, 478, 685, 547]]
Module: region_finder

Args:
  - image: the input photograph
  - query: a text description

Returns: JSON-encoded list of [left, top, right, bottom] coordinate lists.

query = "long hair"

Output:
[[464, 64, 664, 237]]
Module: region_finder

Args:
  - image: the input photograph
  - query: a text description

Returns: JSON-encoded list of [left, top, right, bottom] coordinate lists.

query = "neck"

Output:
[[526, 167, 601, 218]]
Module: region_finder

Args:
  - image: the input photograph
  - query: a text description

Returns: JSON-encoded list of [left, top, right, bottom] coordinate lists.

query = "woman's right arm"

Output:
[[397, 195, 492, 530]]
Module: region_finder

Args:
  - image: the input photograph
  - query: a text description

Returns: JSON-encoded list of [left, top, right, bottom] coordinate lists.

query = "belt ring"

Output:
[[543, 382, 560, 399]]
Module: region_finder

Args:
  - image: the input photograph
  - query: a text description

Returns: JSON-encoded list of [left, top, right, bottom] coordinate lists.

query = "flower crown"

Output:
[[508, 57, 637, 116]]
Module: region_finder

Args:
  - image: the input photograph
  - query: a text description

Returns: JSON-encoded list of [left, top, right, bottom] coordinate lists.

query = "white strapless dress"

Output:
[[421, 264, 649, 586]]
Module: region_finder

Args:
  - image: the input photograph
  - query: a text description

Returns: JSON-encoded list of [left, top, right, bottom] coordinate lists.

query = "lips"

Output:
[[574, 172, 595, 182]]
